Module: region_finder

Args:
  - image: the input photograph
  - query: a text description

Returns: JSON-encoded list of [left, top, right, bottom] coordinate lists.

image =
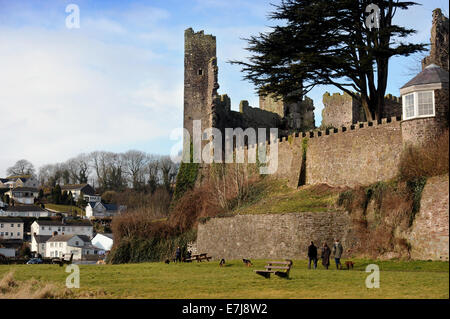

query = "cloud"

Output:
[[0, 24, 183, 175]]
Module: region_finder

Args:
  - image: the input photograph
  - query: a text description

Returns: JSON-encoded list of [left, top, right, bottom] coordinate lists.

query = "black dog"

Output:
[[242, 259, 253, 267], [165, 259, 170, 264], [219, 259, 226, 267]]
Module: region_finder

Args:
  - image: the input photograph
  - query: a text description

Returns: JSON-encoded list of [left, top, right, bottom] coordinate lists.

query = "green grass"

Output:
[[233, 179, 343, 215], [1, 259, 448, 299], [44, 204, 84, 216]]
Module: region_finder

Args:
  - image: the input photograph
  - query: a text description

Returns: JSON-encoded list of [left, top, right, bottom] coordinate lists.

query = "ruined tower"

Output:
[[422, 8, 449, 71], [184, 28, 217, 140]]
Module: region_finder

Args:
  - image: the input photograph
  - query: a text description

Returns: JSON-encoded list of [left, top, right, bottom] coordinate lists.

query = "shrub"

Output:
[[399, 129, 449, 180]]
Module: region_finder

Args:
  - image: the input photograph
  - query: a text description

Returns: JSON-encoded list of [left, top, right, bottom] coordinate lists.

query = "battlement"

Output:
[[235, 116, 403, 152]]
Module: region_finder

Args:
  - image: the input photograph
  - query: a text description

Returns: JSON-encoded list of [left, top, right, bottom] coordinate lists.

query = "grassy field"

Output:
[[44, 204, 84, 216], [1, 259, 448, 299]]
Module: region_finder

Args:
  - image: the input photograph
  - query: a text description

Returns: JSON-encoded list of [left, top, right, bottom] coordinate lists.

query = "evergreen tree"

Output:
[[231, 0, 426, 121]]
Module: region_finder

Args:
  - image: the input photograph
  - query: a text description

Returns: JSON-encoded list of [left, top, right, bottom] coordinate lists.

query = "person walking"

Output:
[[320, 243, 331, 270], [175, 246, 182, 263], [307, 241, 318, 269], [332, 239, 343, 270]]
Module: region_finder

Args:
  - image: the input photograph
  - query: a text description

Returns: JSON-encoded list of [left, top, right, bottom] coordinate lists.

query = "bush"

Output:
[[399, 129, 449, 180]]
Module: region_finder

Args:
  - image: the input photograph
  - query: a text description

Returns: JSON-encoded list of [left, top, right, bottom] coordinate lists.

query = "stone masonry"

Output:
[[407, 174, 449, 261], [195, 212, 355, 260]]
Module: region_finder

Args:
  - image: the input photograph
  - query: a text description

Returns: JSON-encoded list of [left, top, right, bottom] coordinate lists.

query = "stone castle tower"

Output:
[[183, 28, 316, 150]]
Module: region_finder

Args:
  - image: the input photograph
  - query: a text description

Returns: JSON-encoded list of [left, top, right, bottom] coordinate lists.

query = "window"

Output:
[[0, 232, 3, 236], [50, 243, 54, 247], [403, 90, 435, 120], [418, 91, 434, 116], [0, 224, 3, 228], [41, 226, 44, 230], [404, 93, 415, 119], [10, 224, 14, 227], [5, 232, 8, 236], [75, 241, 79, 246], [198, 69, 203, 76], [17, 224, 20, 227], [17, 232, 20, 236]]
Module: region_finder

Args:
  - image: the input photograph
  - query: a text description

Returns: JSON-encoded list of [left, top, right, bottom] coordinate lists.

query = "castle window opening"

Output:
[[198, 69, 203, 76]]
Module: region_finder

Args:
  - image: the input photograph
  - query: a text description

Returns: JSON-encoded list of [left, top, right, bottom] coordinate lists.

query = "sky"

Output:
[[0, 0, 448, 176]]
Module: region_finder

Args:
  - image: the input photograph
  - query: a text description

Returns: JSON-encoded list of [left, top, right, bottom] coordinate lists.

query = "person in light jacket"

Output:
[[332, 239, 343, 270]]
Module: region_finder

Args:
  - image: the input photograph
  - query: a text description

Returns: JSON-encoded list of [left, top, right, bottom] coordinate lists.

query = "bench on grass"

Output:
[[52, 253, 73, 267], [185, 253, 212, 262], [255, 260, 293, 279]]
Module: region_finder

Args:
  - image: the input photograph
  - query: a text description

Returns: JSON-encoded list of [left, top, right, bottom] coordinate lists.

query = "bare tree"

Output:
[[66, 154, 91, 184], [7, 159, 35, 176], [123, 150, 148, 190]]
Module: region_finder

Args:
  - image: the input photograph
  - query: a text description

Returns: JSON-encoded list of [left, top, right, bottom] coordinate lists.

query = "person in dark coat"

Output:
[[320, 243, 331, 269], [175, 246, 181, 263], [307, 241, 318, 269], [332, 239, 343, 270]]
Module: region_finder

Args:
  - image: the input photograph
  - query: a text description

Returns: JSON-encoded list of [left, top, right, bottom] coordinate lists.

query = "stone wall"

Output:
[[321, 92, 402, 129], [407, 174, 449, 261], [195, 212, 354, 260], [306, 118, 403, 187]]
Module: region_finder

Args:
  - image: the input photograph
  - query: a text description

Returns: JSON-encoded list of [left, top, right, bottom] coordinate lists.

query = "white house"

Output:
[[31, 219, 94, 238], [5, 187, 39, 205], [31, 219, 94, 256], [91, 233, 114, 252], [0, 205, 50, 218], [45, 234, 100, 260], [0, 217, 24, 240], [85, 202, 126, 219]]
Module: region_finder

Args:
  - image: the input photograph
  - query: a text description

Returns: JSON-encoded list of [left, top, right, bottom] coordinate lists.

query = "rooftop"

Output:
[[401, 64, 449, 89]]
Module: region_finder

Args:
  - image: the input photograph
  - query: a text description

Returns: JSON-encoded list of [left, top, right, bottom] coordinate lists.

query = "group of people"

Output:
[[307, 239, 343, 270]]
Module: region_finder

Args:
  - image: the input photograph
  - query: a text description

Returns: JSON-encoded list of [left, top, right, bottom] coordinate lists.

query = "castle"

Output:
[[183, 9, 449, 188], [186, 9, 449, 262]]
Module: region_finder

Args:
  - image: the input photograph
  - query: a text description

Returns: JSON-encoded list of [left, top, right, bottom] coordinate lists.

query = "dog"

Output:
[[242, 259, 253, 267], [219, 259, 226, 267], [165, 259, 170, 264], [345, 261, 354, 270]]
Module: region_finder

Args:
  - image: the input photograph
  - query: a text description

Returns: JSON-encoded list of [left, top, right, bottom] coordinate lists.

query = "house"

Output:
[[5, 187, 39, 205], [31, 219, 94, 256], [0, 205, 50, 218], [85, 202, 126, 219], [32, 234, 51, 257], [0, 217, 24, 240], [91, 233, 114, 252], [60, 184, 95, 201], [45, 234, 100, 260], [0, 175, 39, 189], [31, 219, 94, 238]]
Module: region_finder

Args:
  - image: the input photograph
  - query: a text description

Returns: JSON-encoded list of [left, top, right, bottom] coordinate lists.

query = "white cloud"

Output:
[[0, 25, 183, 175]]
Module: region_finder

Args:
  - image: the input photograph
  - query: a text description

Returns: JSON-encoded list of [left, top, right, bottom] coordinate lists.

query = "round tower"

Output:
[[400, 64, 449, 146]]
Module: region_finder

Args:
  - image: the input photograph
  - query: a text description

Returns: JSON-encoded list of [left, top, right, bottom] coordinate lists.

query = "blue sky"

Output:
[[0, 0, 448, 175]]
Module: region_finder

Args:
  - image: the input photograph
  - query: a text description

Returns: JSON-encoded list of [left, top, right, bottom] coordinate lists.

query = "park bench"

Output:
[[185, 253, 212, 262], [255, 260, 293, 279], [52, 253, 73, 267]]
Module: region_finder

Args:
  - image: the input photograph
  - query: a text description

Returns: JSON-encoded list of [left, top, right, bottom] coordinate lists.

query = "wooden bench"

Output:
[[52, 253, 73, 267], [255, 260, 293, 279], [185, 253, 212, 262]]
